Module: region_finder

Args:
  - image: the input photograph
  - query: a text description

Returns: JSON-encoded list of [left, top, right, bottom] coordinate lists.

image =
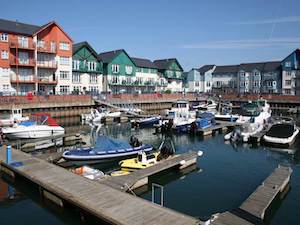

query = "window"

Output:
[[60, 71, 69, 80], [89, 86, 99, 94], [285, 61, 291, 67], [73, 60, 80, 70], [18, 36, 28, 48], [240, 72, 245, 77], [175, 71, 181, 78], [72, 73, 81, 83], [59, 85, 69, 94], [111, 76, 119, 84], [125, 65, 133, 75], [90, 74, 98, 84], [111, 64, 119, 73], [285, 89, 291, 94], [73, 86, 81, 93], [87, 62, 97, 71], [273, 81, 277, 87], [60, 57, 70, 65], [206, 82, 210, 87], [285, 80, 291, 86], [253, 81, 258, 87], [37, 40, 45, 48], [1, 51, 9, 59], [3, 84, 9, 90], [136, 67, 142, 72], [254, 72, 260, 76], [287, 71, 291, 76], [59, 42, 70, 50], [0, 33, 8, 42]]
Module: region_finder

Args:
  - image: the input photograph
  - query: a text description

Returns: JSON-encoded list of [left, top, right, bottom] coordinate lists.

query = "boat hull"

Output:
[[263, 129, 299, 147], [3, 126, 65, 139]]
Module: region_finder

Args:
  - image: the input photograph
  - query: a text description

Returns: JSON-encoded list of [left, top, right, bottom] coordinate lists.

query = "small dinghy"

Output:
[[62, 135, 153, 162], [263, 118, 299, 147], [132, 116, 161, 128], [71, 166, 105, 180]]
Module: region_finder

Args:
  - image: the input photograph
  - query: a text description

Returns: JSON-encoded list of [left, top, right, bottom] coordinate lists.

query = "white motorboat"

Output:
[[236, 99, 271, 124], [2, 113, 65, 139], [224, 122, 265, 143], [163, 100, 196, 133], [0, 108, 29, 127], [263, 117, 299, 147], [91, 109, 106, 123], [71, 166, 105, 180], [193, 99, 217, 111]]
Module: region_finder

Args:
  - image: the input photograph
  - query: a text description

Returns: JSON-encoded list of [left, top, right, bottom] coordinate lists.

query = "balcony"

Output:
[[37, 76, 58, 85], [37, 61, 57, 69], [10, 58, 36, 67], [10, 75, 35, 84], [37, 42, 57, 54], [9, 39, 35, 50]]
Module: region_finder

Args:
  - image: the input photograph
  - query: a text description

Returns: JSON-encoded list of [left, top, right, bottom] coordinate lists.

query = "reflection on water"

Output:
[[1, 118, 300, 225]]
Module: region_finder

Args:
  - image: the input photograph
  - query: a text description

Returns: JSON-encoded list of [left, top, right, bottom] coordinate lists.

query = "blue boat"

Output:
[[134, 116, 161, 128], [62, 135, 153, 162], [190, 112, 215, 133]]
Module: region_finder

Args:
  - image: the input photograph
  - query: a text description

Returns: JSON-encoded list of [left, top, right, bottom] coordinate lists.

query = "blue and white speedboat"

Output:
[[62, 135, 153, 162], [133, 116, 161, 128]]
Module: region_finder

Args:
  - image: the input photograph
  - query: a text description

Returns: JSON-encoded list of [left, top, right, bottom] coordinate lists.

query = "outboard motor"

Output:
[[129, 135, 141, 147], [231, 127, 241, 142]]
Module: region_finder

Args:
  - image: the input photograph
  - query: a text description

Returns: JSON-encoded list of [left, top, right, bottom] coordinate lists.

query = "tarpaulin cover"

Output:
[[94, 135, 131, 152], [266, 124, 295, 138]]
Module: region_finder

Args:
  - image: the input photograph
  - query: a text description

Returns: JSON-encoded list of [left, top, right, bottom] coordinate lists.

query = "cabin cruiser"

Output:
[[236, 99, 271, 124], [164, 100, 196, 133], [263, 117, 299, 147], [62, 135, 153, 162], [214, 102, 239, 122], [0, 108, 29, 127], [2, 113, 65, 139]]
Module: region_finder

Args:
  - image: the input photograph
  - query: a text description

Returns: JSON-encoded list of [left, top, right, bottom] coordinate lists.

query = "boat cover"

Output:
[[94, 135, 132, 152], [266, 124, 295, 138]]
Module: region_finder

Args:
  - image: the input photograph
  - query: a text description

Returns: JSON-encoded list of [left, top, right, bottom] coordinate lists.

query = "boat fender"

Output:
[[197, 151, 203, 157], [243, 136, 248, 142], [180, 160, 186, 165]]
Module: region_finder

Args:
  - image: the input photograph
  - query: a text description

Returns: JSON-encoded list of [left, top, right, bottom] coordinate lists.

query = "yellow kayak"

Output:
[[111, 170, 130, 176], [119, 152, 160, 172]]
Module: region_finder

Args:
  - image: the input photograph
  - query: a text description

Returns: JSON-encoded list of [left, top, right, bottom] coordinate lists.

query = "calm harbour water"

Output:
[[0, 121, 299, 225]]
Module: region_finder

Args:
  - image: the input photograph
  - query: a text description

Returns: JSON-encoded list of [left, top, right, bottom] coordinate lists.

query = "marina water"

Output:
[[0, 121, 299, 225]]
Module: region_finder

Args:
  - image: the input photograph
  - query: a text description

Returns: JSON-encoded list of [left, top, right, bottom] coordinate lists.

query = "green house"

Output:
[[98, 49, 137, 93], [153, 58, 184, 80], [72, 42, 103, 94]]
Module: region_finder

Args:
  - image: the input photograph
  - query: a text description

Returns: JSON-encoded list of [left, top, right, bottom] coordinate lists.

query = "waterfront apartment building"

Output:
[[281, 49, 300, 95], [153, 58, 184, 92], [72, 42, 103, 95], [0, 18, 72, 95], [186, 65, 214, 93], [212, 65, 239, 94]]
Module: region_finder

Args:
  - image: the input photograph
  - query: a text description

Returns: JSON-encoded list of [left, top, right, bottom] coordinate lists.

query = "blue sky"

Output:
[[2, 0, 300, 70]]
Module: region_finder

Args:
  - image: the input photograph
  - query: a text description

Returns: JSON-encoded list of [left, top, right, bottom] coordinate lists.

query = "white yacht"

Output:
[[2, 113, 65, 139]]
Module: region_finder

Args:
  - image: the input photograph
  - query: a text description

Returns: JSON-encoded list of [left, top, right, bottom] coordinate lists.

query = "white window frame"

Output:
[[59, 42, 70, 50], [60, 71, 70, 80], [285, 61, 291, 67], [112, 64, 120, 74], [60, 56, 70, 66], [1, 51, 9, 59], [0, 33, 8, 42], [125, 65, 133, 75]]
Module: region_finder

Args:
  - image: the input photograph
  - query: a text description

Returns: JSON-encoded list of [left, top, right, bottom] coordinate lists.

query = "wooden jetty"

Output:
[[196, 122, 235, 137], [211, 165, 292, 225], [0, 146, 292, 225], [101, 151, 199, 192], [0, 147, 200, 225]]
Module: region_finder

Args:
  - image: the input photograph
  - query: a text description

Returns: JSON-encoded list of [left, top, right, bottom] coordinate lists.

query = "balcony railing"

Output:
[[10, 58, 36, 67], [37, 42, 57, 53], [10, 75, 35, 84], [9, 39, 35, 50], [37, 76, 58, 84], [37, 61, 57, 69]]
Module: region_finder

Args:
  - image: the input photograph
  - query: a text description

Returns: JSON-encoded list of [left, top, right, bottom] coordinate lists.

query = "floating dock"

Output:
[[101, 151, 199, 192], [0, 147, 292, 225], [196, 122, 235, 136]]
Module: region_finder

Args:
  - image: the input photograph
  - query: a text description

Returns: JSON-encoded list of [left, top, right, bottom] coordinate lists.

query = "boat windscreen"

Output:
[[94, 135, 132, 152], [266, 124, 295, 138]]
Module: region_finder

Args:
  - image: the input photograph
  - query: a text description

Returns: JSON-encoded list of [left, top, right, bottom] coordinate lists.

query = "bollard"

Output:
[[6, 145, 12, 164]]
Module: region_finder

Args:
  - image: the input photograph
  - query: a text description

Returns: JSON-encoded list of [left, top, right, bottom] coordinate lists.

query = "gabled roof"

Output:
[[0, 18, 40, 35], [281, 48, 300, 63], [153, 58, 183, 71], [239, 62, 265, 72], [98, 49, 131, 64], [263, 61, 281, 72], [73, 41, 99, 59], [131, 57, 157, 69], [198, 65, 215, 73], [0, 19, 73, 42], [213, 65, 239, 74]]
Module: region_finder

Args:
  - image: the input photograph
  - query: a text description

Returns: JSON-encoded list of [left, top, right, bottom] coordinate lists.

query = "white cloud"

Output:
[[181, 38, 300, 50], [228, 16, 300, 25]]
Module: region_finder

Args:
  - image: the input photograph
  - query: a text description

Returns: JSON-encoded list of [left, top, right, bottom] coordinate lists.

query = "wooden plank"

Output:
[[0, 147, 200, 225]]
